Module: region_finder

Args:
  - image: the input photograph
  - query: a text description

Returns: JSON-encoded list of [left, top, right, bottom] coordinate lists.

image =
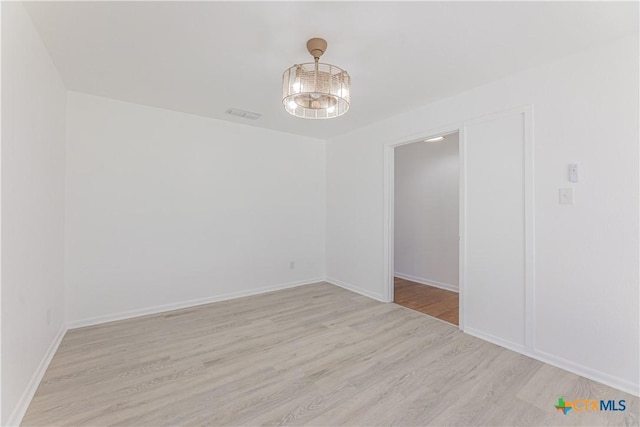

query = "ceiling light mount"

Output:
[[306, 38, 327, 59], [282, 38, 351, 119]]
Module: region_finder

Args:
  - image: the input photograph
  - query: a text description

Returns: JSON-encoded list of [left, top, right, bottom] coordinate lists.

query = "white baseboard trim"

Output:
[[11, 278, 636, 427], [325, 276, 387, 302], [532, 348, 639, 397], [393, 272, 458, 293], [464, 326, 525, 354], [464, 326, 639, 397], [67, 278, 325, 329], [7, 324, 67, 426]]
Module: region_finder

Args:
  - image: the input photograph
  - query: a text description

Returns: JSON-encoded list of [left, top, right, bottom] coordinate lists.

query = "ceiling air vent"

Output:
[[225, 108, 262, 120]]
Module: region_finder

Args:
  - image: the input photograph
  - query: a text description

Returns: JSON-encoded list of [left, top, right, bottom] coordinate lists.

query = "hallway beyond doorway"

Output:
[[394, 277, 459, 325]]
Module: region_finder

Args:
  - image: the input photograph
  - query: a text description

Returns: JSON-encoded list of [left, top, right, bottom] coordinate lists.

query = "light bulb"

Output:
[[327, 106, 336, 113], [292, 81, 301, 93], [288, 100, 297, 110], [424, 136, 445, 143], [338, 88, 348, 98]]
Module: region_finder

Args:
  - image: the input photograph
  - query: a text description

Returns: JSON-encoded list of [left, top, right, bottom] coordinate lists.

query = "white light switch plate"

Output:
[[559, 188, 573, 205]]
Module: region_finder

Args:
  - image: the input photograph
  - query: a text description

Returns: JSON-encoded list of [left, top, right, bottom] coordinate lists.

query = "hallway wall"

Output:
[[394, 133, 459, 291]]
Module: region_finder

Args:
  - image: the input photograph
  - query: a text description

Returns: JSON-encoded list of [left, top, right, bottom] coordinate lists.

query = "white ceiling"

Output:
[[25, 1, 638, 139]]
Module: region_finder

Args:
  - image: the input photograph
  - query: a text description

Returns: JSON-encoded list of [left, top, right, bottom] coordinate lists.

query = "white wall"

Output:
[[65, 92, 325, 324], [1, 3, 67, 424], [326, 35, 639, 394], [394, 134, 459, 291], [463, 110, 530, 350]]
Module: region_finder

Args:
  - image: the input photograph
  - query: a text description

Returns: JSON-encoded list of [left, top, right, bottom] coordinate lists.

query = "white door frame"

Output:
[[382, 123, 465, 331], [382, 105, 534, 338]]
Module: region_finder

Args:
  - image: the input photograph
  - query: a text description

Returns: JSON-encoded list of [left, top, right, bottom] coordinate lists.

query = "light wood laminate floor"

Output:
[[23, 283, 637, 426], [394, 277, 459, 325]]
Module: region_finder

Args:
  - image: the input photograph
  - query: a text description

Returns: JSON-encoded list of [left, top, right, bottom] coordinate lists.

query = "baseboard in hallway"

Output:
[[394, 276, 459, 325], [393, 272, 458, 293]]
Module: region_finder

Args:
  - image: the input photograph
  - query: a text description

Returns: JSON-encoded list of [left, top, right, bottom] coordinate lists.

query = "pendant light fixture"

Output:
[[282, 38, 351, 119]]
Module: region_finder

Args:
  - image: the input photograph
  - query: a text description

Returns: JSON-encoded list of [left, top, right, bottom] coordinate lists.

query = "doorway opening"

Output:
[[390, 130, 461, 326]]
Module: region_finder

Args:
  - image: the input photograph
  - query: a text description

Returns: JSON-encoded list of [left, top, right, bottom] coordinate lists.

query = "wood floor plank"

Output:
[[394, 277, 460, 325], [22, 282, 638, 426]]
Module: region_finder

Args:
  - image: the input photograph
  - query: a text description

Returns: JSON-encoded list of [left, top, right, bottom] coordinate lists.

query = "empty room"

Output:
[[2, 1, 638, 426]]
